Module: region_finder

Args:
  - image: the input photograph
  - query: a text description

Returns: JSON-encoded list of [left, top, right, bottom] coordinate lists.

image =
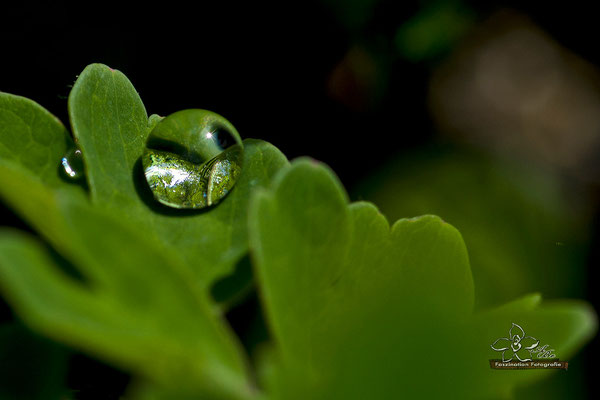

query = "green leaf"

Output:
[[0, 84, 272, 395], [466, 295, 596, 399], [0, 92, 72, 186], [0, 91, 85, 251], [249, 159, 596, 399], [68, 64, 288, 286], [134, 139, 288, 287], [0, 198, 255, 399], [356, 147, 589, 308], [2, 63, 593, 400], [68, 64, 149, 206], [0, 161, 82, 246]]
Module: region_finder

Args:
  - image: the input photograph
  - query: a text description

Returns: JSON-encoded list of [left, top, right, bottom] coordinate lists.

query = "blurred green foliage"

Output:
[[0, 65, 596, 399], [357, 146, 589, 309], [395, 1, 475, 62]]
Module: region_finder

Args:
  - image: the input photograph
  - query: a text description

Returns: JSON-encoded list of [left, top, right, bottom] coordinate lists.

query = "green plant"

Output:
[[0, 64, 596, 399]]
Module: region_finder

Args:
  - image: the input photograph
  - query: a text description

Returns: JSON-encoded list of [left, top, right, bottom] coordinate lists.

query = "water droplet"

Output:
[[61, 147, 84, 179], [142, 110, 244, 209]]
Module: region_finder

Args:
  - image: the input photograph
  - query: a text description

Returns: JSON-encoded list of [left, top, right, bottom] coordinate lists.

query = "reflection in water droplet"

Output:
[[61, 147, 84, 179], [142, 110, 244, 209]]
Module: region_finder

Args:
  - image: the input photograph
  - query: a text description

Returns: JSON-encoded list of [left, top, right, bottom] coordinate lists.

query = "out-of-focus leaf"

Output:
[[395, 0, 475, 62], [0, 196, 254, 399], [356, 147, 588, 308], [249, 159, 596, 399]]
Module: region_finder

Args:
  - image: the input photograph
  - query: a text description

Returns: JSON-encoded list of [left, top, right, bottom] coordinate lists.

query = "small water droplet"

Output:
[[61, 147, 85, 179], [142, 110, 244, 209]]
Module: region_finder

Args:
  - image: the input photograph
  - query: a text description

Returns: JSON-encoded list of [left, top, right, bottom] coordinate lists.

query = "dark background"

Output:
[[1, 0, 599, 398], [2, 0, 599, 186]]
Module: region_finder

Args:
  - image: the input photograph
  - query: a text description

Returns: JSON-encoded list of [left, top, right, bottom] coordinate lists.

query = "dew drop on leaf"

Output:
[[142, 109, 243, 209], [60, 147, 85, 180]]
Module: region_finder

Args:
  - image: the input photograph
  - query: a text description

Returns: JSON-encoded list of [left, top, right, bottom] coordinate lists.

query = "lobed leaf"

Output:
[[0, 71, 285, 397], [249, 159, 596, 399], [0, 92, 73, 186], [356, 148, 589, 309], [0, 63, 595, 400], [68, 64, 288, 286], [0, 199, 255, 399], [68, 64, 149, 206]]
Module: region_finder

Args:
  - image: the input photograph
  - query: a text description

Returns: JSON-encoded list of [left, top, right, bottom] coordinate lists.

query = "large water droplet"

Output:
[[142, 110, 243, 209], [61, 147, 84, 179]]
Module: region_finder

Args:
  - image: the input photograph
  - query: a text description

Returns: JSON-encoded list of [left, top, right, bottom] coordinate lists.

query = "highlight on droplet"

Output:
[[60, 147, 84, 180]]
